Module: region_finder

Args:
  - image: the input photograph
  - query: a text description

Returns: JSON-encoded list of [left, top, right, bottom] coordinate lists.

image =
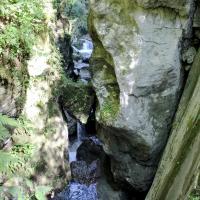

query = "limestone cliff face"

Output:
[[0, 1, 70, 191], [89, 0, 195, 191], [20, 33, 69, 187]]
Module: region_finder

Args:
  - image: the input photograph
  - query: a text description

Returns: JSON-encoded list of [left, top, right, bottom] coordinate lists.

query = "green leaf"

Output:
[[35, 186, 52, 200], [0, 125, 10, 141], [0, 151, 18, 174], [0, 114, 19, 128]]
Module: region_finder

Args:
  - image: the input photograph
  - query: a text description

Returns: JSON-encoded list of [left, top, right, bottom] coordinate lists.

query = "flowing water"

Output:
[[55, 122, 99, 200], [72, 38, 93, 60], [69, 122, 86, 163], [54, 36, 99, 200]]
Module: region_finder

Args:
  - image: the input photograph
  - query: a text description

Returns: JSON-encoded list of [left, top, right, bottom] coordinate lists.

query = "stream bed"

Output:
[[53, 36, 100, 200], [54, 122, 102, 200]]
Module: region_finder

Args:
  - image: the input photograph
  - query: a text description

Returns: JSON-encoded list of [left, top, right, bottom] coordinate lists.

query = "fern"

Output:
[[0, 185, 30, 200], [0, 113, 19, 142], [35, 186, 52, 200], [0, 113, 23, 177], [0, 114, 19, 128], [0, 151, 19, 175], [0, 125, 9, 141]]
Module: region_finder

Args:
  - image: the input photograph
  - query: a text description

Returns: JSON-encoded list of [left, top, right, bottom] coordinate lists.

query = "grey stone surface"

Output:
[[64, 110, 77, 136], [193, 1, 200, 27], [89, 0, 194, 191], [0, 84, 19, 116], [182, 47, 197, 64], [135, 0, 191, 14]]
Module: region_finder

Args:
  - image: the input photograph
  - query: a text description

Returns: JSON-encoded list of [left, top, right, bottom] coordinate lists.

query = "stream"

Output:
[[53, 36, 101, 200]]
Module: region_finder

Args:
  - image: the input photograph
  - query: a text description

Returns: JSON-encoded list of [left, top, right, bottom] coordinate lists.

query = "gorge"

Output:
[[0, 0, 200, 199]]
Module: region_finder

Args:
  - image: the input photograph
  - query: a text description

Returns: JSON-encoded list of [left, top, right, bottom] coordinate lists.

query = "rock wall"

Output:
[[20, 32, 70, 187], [146, 47, 200, 200], [89, 0, 195, 191], [0, 1, 70, 196]]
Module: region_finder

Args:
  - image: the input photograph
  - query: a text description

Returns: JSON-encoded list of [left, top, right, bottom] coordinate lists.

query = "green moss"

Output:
[[61, 80, 94, 117], [47, 99, 60, 118], [159, 109, 200, 199], [100, 99, 119, 122], [89, 12, 120, 124], [189, 195, 200, 200], [36, 101, 45, 111]]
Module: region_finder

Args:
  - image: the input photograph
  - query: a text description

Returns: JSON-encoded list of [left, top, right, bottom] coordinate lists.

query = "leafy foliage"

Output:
[[0, 113, 18, 142], [0, 151, 19, 175], [35, 186, 52, 200], [0, 114, 21, 176], [0, 113, 39, 199], [0, 0, 45, 59], [53, 0, 88, 38], [0, 114, 19, 127], [0, 0, 46, 111]]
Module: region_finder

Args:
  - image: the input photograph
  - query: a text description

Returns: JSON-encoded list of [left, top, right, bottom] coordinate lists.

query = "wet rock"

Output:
[[73, 69, 79, 76], [182, 47, 197, 64], [74, 61, 89, 69], [79, 68, 91, 80], [53, 182, 97, 200], [77, 137, 105, 164], [61, 83, 95, 123], [195, 29, 200, 40], [72, 37, 93, 61], [63, 110, 77, 136], [70, 160, 101, 185]]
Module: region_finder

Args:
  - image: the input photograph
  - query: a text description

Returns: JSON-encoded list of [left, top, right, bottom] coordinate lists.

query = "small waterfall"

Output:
[[69, 122, 86, 163], [77, 121, 86, 141], [72, 38, 93, 61], [81, 39, 93, 51]]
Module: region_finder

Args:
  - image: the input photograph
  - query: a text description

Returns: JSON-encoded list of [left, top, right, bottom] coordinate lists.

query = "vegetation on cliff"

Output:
[[0, 0, 46, 112], [0, 0, 69, 199]]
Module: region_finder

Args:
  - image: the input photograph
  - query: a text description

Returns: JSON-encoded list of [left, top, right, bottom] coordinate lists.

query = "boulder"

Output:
[[53, 182, 97, 200], [182, 47, 197, 64], [77, 137, 105, 164], [70, 160, 101, 185], [61, 82, 95, 124], [89, 0, 195, 191], [63, 110, 77, 136]]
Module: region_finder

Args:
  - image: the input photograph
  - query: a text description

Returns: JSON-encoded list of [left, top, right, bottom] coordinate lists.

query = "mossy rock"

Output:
[[61, 82, 95, 123]]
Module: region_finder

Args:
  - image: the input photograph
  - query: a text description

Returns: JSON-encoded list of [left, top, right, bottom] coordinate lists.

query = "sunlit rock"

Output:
[[89, 0, 195, 191]]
